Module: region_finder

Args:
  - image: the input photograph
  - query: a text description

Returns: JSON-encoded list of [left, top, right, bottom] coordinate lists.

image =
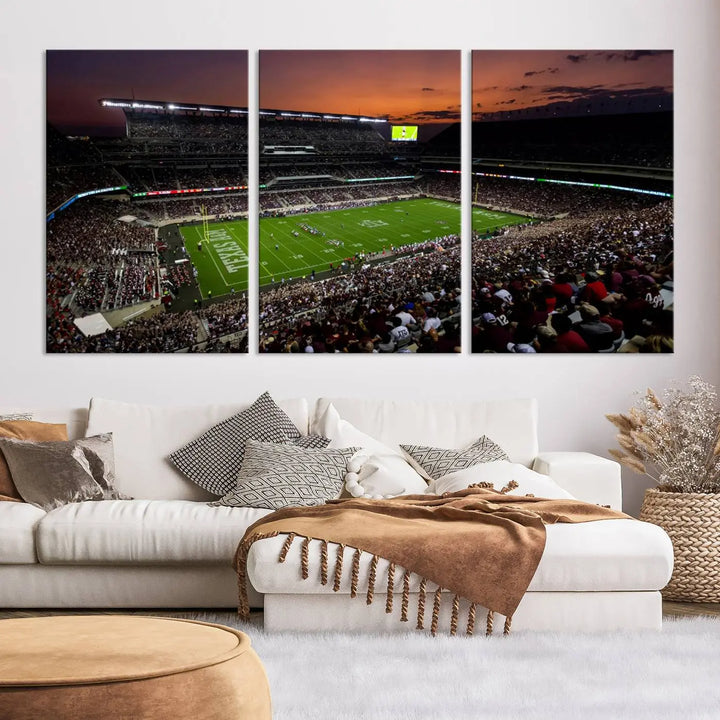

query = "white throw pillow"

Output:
[[312, 403, 427, 498], [426, 461, 575, 500], [345, 453, 428, 499]]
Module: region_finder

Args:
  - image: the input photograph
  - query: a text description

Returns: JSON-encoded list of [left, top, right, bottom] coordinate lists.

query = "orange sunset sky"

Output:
[[260, 50, 461, 123], [472, 50, 673, 119]]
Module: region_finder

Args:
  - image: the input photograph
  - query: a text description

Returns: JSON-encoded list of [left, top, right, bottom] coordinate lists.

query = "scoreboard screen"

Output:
[[391, 125, 418, 142]]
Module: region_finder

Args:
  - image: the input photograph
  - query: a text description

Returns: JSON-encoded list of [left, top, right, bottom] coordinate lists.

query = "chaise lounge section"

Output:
[[0, 396, 673, 633]]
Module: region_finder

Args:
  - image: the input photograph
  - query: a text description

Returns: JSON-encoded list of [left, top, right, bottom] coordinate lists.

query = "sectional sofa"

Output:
[[0, 396, 673, 633]]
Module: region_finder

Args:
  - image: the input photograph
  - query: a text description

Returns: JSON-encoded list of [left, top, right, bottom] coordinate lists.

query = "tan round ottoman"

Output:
[[0, 615, 271, 720]]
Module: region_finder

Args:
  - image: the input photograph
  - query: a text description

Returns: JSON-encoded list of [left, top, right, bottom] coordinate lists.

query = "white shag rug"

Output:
[[177, 612, 720, 720]]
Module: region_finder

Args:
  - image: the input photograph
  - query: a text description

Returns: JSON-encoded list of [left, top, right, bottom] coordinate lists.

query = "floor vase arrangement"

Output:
[[608, 376, 720, 603], [640, 488, 720, 601]]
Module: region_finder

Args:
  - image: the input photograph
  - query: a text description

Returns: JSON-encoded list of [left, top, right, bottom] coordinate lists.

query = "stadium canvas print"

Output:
[[471, 50, 673, 354], [258, 50, 461, 353], [46, 50, 249, 353]]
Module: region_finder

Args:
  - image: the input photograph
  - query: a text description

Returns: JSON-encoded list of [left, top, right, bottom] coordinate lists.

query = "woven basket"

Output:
[[639, 488, 720, 602]]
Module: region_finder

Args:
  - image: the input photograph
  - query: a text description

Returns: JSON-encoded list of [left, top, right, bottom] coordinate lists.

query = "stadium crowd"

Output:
[[260, 120, 386, 154], [471, 177, 665, 218], [47, 293, 248, 353], [471, 197, 673, 353], [259, 236, 461, 353]]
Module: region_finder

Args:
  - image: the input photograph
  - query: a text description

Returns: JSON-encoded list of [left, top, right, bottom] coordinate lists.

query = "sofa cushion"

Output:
[[210, 440, 358, 510], [0, 421, 68, 501], [169, 392, 306, 497], [0, 502, 46, 564], [426, 462, 575, 500], [401, 436, 509, 481], [86, 397, 309, 501], [312, 403, 427, 498], [36, 500, 272, 565], [246, 519, 674, 594], [316, 398, 539, 467], [0, 435, 125, 511]]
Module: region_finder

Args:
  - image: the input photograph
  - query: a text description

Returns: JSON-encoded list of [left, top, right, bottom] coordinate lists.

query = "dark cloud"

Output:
[[601, 50, 672, 63], [475, 85, 499, 92], [421, 87, 435, 92], [542, 84, 671, 100], [543, 84, 606, 97], [508, 84, 532, 91], [404, 109, 461, 121], [474, 86, 673, 121], [524, 67, 559, 77], [476, 102, 482, 108], [566, 54, 588, 64], [498, 99, 516, 105]]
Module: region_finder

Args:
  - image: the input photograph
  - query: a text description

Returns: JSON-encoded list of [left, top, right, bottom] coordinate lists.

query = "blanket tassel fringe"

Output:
[[235, 533, 515, 637]]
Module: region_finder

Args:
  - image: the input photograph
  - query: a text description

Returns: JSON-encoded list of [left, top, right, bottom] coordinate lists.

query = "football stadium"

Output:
[[45, 62, 673, 355]]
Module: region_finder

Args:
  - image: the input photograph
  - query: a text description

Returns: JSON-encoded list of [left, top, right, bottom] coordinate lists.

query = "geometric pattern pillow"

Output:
[[168, 392, 303, 497], [209, 439, 359, 510], [400, 436, 510, 481], [0, 413, 33, 421]]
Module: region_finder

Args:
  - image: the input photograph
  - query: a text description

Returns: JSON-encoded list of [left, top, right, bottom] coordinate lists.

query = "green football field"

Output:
[[472, 206, 531, 234], [180, 219, 249, 298], [258, 198, 460, 286], [180, 199, 531, 297]]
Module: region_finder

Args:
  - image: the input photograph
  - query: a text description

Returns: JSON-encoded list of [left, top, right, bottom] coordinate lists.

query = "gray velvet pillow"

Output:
[[75, 433, 126, 498], [0, 433, 126, 511]]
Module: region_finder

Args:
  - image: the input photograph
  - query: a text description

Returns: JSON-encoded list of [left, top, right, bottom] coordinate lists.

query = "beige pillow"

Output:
[[0, 421, 68, 501]]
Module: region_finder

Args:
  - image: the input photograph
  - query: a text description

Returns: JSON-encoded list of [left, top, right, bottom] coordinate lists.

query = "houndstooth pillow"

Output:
[[168, 392, 308, 496], [400, 436, 509, 481], [210, 440, 358, 510], [0, 413, 33, 421]]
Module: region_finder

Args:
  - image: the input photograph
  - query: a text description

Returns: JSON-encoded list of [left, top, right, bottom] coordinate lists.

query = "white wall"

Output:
[[1, 0, 718, 516]]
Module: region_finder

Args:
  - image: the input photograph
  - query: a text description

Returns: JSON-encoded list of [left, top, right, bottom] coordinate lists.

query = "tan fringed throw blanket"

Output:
[[234, 487, 630, 635]]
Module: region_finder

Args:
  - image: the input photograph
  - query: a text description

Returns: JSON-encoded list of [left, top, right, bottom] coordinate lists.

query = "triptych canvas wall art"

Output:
[[46, 49, 672, 354]]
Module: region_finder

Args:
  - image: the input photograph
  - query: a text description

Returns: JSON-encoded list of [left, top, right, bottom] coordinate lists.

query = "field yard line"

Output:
[[256, 199, 463, 285], [259, 261, 335, 282], [271, 232, 331, 268], [262, 246, 294, 274], [194, 225, 231, 288], [293, 235, 335, 267]]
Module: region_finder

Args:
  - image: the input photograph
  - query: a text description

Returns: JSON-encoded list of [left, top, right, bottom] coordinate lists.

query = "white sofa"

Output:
[[0, 396, 673, 633]]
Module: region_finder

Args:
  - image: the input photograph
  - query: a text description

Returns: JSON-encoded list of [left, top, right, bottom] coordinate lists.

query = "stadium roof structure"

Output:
[[259, 108, 387, 124], [99, 99, 387, 123], [100, 99, 249, 116]]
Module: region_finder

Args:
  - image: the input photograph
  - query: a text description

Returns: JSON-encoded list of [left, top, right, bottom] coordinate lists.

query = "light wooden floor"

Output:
[[1, 602, 718, 621], [662, 600, 720, 618]]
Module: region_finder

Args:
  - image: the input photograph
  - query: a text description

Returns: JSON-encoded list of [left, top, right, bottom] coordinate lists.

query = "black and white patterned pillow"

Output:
[[293, 435, 331, 450], [209, 440, 358, 510], [400, 436, 509, 481], [0, 413, 33, 421], [168, 392, 305, 496]]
